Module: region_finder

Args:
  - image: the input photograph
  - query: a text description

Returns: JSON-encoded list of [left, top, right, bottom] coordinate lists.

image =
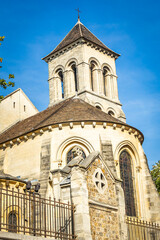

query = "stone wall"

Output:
[[87, 158, 120, 240], [89, 206, 120, 240]]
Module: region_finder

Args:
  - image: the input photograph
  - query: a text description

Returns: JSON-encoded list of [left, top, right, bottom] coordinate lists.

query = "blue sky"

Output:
[[0, 0, 160, 168]]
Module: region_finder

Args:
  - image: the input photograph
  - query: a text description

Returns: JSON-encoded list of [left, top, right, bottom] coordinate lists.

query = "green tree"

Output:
[[0, 36, 15, 99], [151, 160, 160, 194]]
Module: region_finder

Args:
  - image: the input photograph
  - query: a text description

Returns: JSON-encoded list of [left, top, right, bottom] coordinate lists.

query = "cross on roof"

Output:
[[75, 8, 81, 21]]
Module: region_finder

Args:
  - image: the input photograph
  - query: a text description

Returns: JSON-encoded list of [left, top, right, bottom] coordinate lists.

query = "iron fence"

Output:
[[126, 217, 160, 240], [0, 187, 76, 239]]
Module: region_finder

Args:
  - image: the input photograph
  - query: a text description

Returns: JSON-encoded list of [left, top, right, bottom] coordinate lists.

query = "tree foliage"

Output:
[[151, 160, 160, 194], [0, 36, 15, 99]]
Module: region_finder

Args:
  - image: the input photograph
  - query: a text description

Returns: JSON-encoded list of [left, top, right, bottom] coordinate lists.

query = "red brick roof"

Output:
[[42, 22, 120, 60]]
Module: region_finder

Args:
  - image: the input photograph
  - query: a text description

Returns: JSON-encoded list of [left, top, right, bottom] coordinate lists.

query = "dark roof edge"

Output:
[[42, 37, 120, 61]]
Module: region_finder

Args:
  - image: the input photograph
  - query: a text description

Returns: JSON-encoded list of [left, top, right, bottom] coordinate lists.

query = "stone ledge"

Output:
[[0, 231, 55, 240], [89, 198, 118, 211]]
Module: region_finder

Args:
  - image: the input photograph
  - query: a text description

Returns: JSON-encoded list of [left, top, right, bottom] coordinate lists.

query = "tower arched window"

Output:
[[71, 63, 78, 92], [103, 66, 110, 96], [8, 211, 17, 233], [119, 150, 136, 216], [56, 68, 64, 98], [90, 61, 98, 91], [67, 146, 86, 164]]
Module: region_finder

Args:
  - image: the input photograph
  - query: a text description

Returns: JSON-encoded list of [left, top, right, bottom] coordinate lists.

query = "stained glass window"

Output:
[[119, 150, 136, 216], [8, 211, 17, 233], [67, 146, 86, 164]]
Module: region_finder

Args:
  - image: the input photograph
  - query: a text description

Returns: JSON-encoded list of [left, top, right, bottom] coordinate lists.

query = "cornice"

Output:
[[43, 38, 120, 63], [0, 121, 144, 150]]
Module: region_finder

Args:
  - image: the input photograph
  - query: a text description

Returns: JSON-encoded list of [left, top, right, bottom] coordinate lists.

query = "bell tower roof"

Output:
[[42, 21, 120, 62]]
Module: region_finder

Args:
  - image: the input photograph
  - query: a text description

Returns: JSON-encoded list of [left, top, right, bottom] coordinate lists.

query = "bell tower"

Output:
[[42, 19, 126, 122]]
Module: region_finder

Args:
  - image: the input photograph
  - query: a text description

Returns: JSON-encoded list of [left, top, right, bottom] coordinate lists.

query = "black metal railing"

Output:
[[126, 216, 160, 240], [0, 187, 76, 239]]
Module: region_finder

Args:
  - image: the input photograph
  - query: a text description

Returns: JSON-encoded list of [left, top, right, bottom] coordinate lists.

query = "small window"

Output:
[[93, 168, 107, 194], [96, 106, 102, 110], [108, 110, 115, 116], [13, 102, 15, 108], [24, 105, 26, 112]]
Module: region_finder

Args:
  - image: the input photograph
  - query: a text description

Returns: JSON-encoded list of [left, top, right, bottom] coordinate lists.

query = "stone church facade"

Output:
[[0, 19, 160, 240]]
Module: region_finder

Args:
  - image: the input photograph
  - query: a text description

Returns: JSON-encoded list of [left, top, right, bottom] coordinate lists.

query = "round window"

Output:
[[93, 168, 107, 194]]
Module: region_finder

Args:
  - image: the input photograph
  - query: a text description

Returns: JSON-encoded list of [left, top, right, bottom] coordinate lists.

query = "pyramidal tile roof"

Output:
[[0, 97, 134, 145], [42, 21, 120, 60]]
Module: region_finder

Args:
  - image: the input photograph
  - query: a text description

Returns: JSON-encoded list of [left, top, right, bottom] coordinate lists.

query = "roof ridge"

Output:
[[42, 23, 81, 60], [78, 22, 83, 37], [81, 24, 117, 54]]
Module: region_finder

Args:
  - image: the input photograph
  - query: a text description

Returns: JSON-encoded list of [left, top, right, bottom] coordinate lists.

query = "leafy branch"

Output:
[[0, 36, 15, 99]]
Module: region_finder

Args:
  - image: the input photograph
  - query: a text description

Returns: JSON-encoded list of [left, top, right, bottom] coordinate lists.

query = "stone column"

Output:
[[105, 74, 112, 98], [63, 71, 68, 98], [66, 70, 75, 97], [77, 62, 90, 91], [92, 68, 99, 93], [98, 69, 103, 94], [116, 181, 128, 240], [57, 77, 62, 100], [112, 74, 119, 100], [70, 166, 92, 240], [48, 77, 59, 105]]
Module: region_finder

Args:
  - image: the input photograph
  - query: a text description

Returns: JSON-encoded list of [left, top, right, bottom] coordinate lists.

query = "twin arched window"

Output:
[[90, 61, 111, 96], [119, 150, 136, 216], [56, 62, 78, 99]]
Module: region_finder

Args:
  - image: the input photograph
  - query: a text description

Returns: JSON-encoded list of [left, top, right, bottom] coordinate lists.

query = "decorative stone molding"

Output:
[[0, 121, 144, 149], [24, 135, 28, 141], [32, 133, 36, 138], [128, 128, 132, 134], [81, 122, 84, 128], [39, 129, 44, 134], [92, 122, 96, 128], [17, 138, 21, 143], [58, 124, 62, 130], [48, 126, 52, 131], [121, 126, 125, 131], [10, 141, 13, 146], [136, 166, 142, 172], [92, 168, 107, 194]]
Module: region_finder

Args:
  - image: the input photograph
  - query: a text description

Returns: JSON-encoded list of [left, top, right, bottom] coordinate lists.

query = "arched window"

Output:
[[108, 110, 115, 116], [119, 150, 136, 216], [67, 146, 86, 164], [69, 62, 78, 92], [90, 61, 98, 91], [103, 66, 110, 96], [71, 64, 78, 92], [56, 69, 64, 98], [96, 105, 102, 110], [8, 211, 17, 233]]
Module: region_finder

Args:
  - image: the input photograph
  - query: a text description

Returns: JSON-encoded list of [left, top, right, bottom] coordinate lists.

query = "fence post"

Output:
[[71, 203, 75, 239], [33, 193, 36, 236], [0, 187, 2, 231]]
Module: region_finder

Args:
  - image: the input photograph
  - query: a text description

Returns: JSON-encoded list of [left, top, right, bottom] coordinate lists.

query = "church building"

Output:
[[0, 18, 160, 240]]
